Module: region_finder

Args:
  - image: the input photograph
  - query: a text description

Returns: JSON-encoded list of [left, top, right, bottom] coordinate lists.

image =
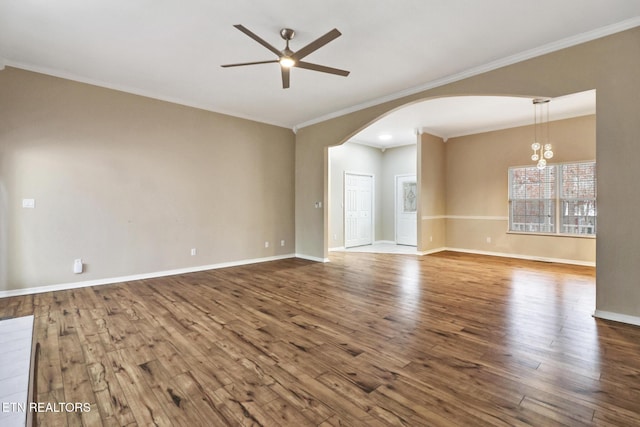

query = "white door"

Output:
[[396, 175, 417, 246], [344, 173, 373, 248]]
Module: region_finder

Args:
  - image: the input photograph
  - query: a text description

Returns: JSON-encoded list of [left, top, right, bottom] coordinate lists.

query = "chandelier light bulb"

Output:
[[544, 150, 554, 159], [537, 158, 547, 169], [544, 144, 552, 151], [531, 142, 541, 151], [531, 154, 539, 161]]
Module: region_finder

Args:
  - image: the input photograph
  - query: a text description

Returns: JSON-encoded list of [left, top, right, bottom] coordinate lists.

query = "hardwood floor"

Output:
[[2, 251, 640, 426]]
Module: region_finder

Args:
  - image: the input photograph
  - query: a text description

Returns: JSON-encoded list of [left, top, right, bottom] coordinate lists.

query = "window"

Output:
[[560, 162, 597, 235], [509, 161, 596, 236]]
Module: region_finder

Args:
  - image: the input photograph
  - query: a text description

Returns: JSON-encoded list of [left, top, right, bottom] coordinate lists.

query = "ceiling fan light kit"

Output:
[[221, 25, 350, 89], [279, 56, 296, 68]]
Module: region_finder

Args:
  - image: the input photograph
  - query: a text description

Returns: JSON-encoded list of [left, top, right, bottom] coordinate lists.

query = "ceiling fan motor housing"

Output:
[[280, 28, 295, 41]]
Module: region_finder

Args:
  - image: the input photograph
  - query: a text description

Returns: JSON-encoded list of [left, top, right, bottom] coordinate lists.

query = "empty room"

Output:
[[2, 1, 640, 426]]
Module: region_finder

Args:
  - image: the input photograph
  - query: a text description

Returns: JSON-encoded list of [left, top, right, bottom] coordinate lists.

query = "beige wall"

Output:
[[444, 115, 596, 263], [294, 27, 640, 320], [418, 132, 446, 252], [0, 68, 295, 291]]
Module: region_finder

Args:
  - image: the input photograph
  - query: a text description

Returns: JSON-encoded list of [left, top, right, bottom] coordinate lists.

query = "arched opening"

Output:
[[326, 91, 596, 266]]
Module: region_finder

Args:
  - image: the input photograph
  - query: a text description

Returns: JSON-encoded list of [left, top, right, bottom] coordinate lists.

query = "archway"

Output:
[[324, 92, 596, 264]]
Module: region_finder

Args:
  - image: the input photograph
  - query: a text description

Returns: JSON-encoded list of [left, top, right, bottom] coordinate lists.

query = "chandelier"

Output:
[[531, 98, 553, 169]]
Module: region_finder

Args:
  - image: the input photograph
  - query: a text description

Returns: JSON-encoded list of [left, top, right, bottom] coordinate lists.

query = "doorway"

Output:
[[344, 172, 374, 248], [396, 174, 417, 246]]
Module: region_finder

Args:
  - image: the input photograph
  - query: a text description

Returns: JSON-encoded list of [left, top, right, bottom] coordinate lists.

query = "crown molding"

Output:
[[347, 138, 416, 150], [3, 60, 291, 130], [5, 17, 638, 134], [293, 17, 640, 132]]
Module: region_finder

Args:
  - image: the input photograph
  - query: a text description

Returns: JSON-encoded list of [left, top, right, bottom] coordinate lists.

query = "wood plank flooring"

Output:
[[1, 251, 640, 426]]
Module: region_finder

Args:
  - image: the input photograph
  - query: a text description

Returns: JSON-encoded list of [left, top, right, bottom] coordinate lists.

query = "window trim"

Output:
[[507, 160, 596, 238]]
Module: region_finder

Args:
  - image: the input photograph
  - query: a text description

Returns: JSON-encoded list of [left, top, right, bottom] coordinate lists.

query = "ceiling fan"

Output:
[[221, 25, 350, 89]]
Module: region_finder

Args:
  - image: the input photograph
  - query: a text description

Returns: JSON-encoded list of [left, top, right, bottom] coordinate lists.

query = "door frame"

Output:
[[343, 171, 375, 248], [395, 174, 417, 246]]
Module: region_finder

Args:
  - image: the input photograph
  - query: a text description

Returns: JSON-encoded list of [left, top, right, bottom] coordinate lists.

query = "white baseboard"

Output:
[[418, 247, 447, 256], [295, 253, 330, 263], [442, 247, 596, 267], [330, 241, 394, 251], [0, 254, 296, 299], [593, 310, 640, 327], [327, 245, 592, 266]]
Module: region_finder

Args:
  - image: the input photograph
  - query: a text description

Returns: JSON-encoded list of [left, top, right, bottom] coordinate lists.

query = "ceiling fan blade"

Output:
[[296, 61, 350, 76], [281, 67, 290, 89], [233, 24, 282, 57], [221, 60, 278, 68], [292, 28, 341, 61]]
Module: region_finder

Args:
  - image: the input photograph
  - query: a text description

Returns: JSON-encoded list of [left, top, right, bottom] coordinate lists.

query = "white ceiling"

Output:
[[0, 1, 638, 131], [350, 90, 596, 148]]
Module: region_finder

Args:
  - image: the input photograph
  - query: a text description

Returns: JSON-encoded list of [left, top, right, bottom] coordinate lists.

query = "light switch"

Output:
[[22, 199, 35, 208]]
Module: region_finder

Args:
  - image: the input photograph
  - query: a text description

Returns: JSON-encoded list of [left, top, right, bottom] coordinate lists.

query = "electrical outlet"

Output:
[[280, 240, 285, 247], [486, 237, 492, 243], [190, 248, 197, 256], [265, 241, 269, 248], [73, 259, 83, 274], [430, 236, 433, 242]]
